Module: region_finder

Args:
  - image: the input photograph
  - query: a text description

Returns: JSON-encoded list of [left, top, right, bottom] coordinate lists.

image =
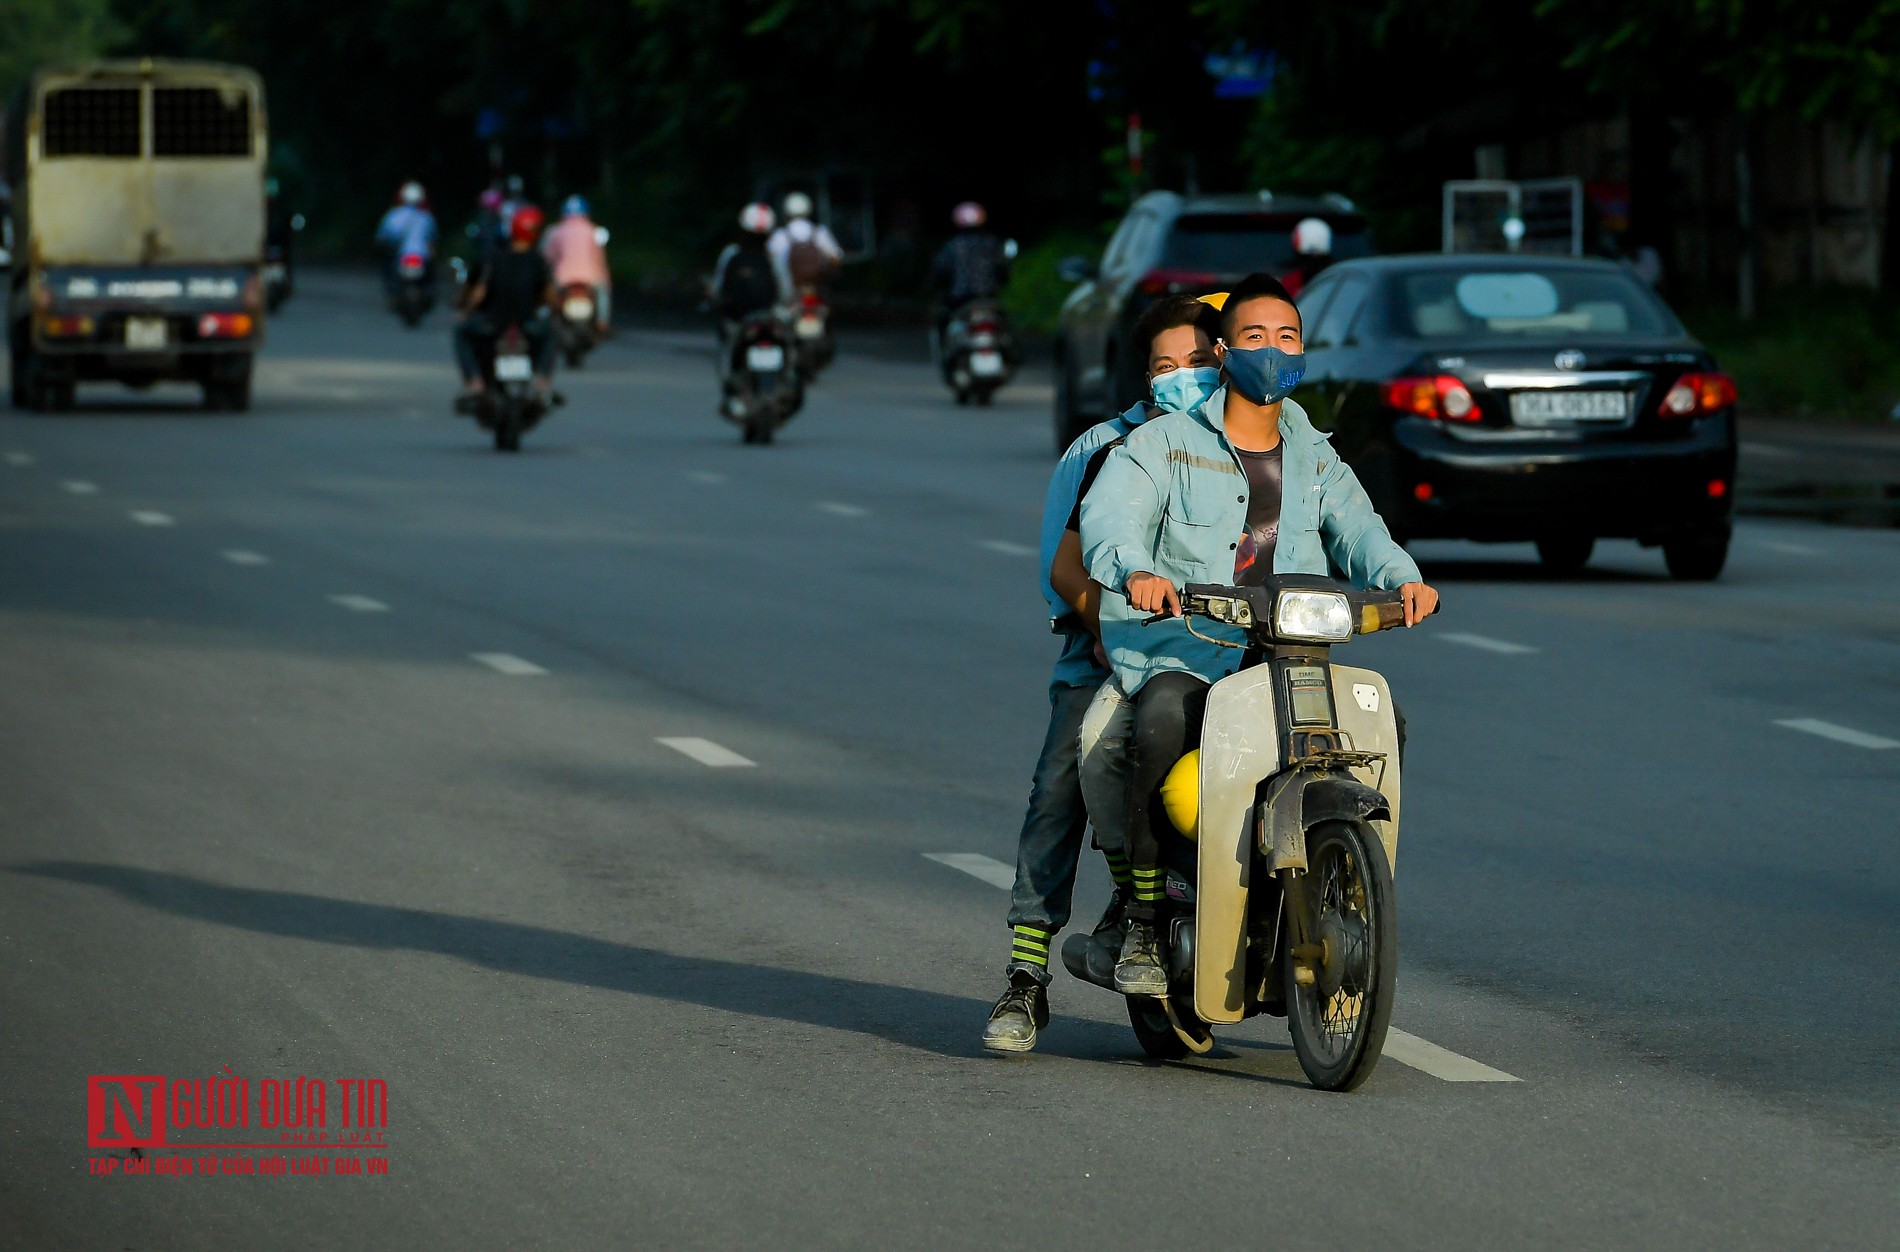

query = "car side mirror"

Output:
[[1057, 255, 1096, 284]]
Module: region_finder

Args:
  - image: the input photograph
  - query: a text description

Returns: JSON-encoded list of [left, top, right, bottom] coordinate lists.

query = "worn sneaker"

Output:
[[981, 969, 1050, 1054], [1113, 921, 1169, 997], [1091, 888, 1130, 945]]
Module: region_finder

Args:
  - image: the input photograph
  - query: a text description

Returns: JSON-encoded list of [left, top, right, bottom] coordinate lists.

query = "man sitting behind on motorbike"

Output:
[[454, 204, 556, 402], [542, 195, 612, 335], [375, 181, 437, 293], [1078, 272, 1438, 996], [981, 294, 1226, 1054], [766, 192, 843, 299]]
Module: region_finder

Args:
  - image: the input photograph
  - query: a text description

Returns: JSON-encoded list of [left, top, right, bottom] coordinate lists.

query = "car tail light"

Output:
[[1136, 268, 1220, 297], [1659, 372, 1737, 417], [197, 312, 255, 339], [37, 314, 96, 338], [1413, 482, 1435, 501], [1383, 375, 1481, 422], [1708, 479, 1728, 498]]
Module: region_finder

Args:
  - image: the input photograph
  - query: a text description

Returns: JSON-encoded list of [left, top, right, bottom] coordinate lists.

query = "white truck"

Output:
[[4, 59, 267, 411]]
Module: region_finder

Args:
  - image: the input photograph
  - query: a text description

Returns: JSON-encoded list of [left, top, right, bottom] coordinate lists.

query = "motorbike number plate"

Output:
[[970, 350, 1004, 377], [562, 297, 594, 321], [125, 317, 168, 350], [494, 354, 533, 381], [795, 316, 823, 339], [746, 345, 786, 372]]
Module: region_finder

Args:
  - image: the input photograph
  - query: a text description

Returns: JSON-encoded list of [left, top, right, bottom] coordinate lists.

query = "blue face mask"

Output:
[[1149, 365, 1220, 413], [1221, 342, 1306, 405]]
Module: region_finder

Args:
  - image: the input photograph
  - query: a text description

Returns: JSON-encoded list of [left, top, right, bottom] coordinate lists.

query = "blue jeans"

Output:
[[1006, 681, 1101, 957]]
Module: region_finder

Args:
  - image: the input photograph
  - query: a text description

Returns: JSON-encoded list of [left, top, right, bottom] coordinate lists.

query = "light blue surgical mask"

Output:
[[1220, 341, 1305, 405], [1149, 365, 1220, 412]]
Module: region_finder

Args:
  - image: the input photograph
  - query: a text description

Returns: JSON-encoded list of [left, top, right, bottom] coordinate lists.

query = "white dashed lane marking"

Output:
[[4, 451, 33, 466], [1739, 441, 1799, 461], [129, 511, 175, 527], [1759, 540, 1822, 557], [328, 594, 391, 613], [979, 540, 1037, 558], [470, 652, 548, 676], [1776, 718, 1899, 750], [686, 471, 727, 484], [656, 737, 756, 768], [923, 851, 1524, 1083], [1439, 632, 1539, 656], [818, 501, 869, 518], [62, 480, 99, 495], [221, 550, 271, 566]]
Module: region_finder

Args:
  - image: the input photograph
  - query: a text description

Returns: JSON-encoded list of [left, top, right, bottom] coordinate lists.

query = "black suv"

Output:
[[1052, 190, 1371, 451]]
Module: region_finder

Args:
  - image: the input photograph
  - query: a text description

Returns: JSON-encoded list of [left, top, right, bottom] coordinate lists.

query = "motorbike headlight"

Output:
[[1274, 590, 1353, 643]]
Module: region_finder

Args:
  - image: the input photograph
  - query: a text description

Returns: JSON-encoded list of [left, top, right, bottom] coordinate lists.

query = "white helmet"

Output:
[[952, 201, 986, 229], [399, 181, 425, 206], [738, 202, 776, 235], [1293, 217, 1333, 256], [782, 191, 814, 220]]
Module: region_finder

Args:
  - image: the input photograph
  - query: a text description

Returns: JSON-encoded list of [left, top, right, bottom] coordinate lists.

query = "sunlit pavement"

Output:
[[2, 271, 1895, 1248]]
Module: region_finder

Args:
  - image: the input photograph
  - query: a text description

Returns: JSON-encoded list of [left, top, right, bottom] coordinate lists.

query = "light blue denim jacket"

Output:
[[1041, 403, 1153, 689], [1080, 387, 1421, 694]]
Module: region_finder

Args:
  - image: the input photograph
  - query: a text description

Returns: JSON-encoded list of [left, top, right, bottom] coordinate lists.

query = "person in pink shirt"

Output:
[[541, 196, 612, 334]]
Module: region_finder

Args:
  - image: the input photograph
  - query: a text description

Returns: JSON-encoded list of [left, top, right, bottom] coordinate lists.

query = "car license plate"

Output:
[[1510, 390, 1626, 424], [494, 354, 533, 381], [747, 344, 785, 372], [795, 315, 823, 339], [971, 350, 1004, 377], [125, 316, 168, 350]]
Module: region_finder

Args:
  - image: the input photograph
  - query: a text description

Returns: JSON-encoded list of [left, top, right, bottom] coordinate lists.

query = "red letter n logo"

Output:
[[88, 1076, 167, 1149]]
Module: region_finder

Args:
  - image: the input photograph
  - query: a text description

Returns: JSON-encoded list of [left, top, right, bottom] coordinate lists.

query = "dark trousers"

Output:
[[1004, 683, 1100, 956], [455, 312, 553, 383], [1124, 672, 1209, 922]]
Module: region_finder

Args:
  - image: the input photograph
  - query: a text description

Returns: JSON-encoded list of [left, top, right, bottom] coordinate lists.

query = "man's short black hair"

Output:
[[1220, 272, 1301, 339], [1131, 294, 1222, 363]]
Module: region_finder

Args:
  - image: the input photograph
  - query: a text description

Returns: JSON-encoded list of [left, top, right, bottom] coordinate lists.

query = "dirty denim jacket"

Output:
[[1040, 403, 1152, 689], [1079, 387, 1421, 695]]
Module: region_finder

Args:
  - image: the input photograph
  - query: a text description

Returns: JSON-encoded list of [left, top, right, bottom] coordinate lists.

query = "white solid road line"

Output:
[[129, 511, 175, 527], [1759, 540, 1823, 557], [470, 652, 549, 676], [979, 540, 1037, 558], [1439, 632, 1539, 656], [818, 501, 869, 518], [4, 451, 34, 466], [924, 852, 1016, 890], [686, 471, 727, 484], [1384, 1029, 1522, 1082], [62, 480, 99, 495], [328, 594, 391, 613], [656, 737, 757, 768], [221, 550, 271, 566], [1776, 718, 1900, 750], [1739, 441, 1799, 460], [924, 850, 1523, 1082]]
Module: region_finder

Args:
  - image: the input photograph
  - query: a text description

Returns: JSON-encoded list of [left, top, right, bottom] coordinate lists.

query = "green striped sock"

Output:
[[1010, 924, 1052, 968], [1102, 849, 1134, 890], [1131, 865, 1165, 905]]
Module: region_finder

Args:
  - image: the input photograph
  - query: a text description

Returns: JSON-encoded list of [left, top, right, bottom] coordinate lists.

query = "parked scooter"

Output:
[[789, 287, 833, 380], [719, 312, 803, 444], [389, 250, 436, 327], [1061, 575, 1434, 1091], [554, 282, 602, 368], [938, 298, 1016, 406]]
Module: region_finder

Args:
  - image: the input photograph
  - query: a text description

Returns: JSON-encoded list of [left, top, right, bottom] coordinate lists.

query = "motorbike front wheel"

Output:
[[1285, 819, 1397, 1091]]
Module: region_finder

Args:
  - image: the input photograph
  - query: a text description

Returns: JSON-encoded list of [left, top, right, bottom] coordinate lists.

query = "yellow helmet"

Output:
[[1198, 292, 1229, 311], [1160, 750, 1200, 839]]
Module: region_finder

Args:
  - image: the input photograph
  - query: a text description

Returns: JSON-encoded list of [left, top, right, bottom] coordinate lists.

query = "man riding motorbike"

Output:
[[375, 181, 437, 295], [454, 204, 556, 404], [1078, 272, 1438, 995], [1280, 216, 1333, 299], [711, 203, 784, 326], [981, 295, 1226, 1054], [542, 195, 612, 336], [766, 191, 843, 298], [929, 201, 1010, 339]]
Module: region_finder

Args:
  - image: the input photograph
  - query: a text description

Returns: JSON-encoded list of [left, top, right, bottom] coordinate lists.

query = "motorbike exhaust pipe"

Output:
[[1060, 932, 1119, 991]]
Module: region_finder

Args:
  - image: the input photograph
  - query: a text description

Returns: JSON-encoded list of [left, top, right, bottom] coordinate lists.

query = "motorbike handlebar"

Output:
[[1138, 582, 1440, 635]]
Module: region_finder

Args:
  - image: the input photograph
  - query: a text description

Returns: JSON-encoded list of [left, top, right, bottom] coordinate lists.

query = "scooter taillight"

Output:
[[800, 291, 822, 310], [970, 321, 998, 334], [399, 253, 425, 274]]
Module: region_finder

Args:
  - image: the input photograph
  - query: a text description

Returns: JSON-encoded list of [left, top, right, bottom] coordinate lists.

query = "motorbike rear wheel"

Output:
[[1285, 819, 1397, 1091], [494, 422, 521, 452]]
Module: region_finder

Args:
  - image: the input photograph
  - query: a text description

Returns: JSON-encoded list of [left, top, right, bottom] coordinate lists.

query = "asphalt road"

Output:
[[2, 272, 1896, 1249]]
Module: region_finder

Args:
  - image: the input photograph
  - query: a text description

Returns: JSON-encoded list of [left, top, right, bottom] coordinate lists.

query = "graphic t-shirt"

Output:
[[1232, 444, 1284, 585]]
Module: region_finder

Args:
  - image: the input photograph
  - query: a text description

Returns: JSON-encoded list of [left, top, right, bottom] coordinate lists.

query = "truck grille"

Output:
[[42, 88, 141, 157], [153, 87, 252, 157]]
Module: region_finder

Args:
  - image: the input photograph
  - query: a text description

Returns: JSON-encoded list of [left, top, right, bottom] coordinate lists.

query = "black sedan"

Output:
[[1291, 254, 1737, 580]]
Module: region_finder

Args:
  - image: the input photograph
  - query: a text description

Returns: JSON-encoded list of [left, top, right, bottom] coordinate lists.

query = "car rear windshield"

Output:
[[1162, 213, 1372, 275], [1396, 267, 1679, 339]]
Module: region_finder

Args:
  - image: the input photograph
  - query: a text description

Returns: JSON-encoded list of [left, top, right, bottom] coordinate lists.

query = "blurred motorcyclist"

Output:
[[766, 191, 843, 298], [929, 201, 1011, 336], [375, 182, 437, 294], [473, 186, 508, 260], [455, 204, 556, 402], [1280, 216, 1333, 298], [710, 203, 784, 326], [542, 195, 612, 335]]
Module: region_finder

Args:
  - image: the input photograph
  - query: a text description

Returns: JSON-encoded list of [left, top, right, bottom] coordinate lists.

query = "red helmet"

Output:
[[509, 204, 545, 245]]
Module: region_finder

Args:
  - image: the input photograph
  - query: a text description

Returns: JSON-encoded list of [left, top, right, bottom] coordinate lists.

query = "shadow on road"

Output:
[[11, 860, 1135, 1061]]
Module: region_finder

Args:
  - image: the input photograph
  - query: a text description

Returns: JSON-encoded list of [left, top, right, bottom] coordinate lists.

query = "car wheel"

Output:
[[1664, 525, 1730, 581], [1535, 536, 1595, 574]]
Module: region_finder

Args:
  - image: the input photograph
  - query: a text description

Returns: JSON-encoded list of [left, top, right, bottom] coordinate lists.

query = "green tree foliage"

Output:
[[0, 0, 123, 99]]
